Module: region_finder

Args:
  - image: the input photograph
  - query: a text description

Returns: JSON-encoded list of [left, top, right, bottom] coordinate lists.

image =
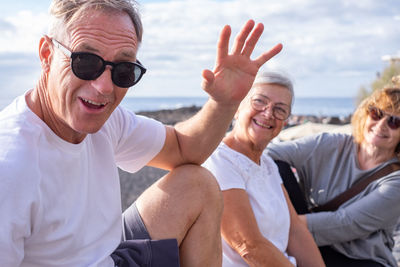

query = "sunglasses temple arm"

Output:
[[52, 39, 72, 57]]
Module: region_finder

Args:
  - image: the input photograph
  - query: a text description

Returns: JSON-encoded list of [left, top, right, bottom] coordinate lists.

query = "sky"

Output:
[[0, 0, 399, 103]]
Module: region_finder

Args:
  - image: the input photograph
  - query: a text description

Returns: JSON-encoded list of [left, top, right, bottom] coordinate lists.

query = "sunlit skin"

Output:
[[27, 9, 138, 144], [224, 84, 292, 164]]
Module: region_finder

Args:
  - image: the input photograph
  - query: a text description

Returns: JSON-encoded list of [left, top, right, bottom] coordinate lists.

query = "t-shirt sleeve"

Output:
[[0, 140, 41, 266], [109, 107, 166, 173], [203, 146, 246, 191]]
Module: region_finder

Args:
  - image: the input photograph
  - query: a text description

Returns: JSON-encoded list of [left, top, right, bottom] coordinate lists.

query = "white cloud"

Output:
[[135, 0, 399, 97], [0, 10, 49, 53], [0, 0, 399, 105]]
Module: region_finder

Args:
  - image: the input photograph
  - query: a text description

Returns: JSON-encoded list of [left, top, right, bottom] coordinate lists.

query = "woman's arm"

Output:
[[306, 176, 400, 245], [266, 135, 318, 169], [222, 189, 294, 267], [283, 186, 325, 267]]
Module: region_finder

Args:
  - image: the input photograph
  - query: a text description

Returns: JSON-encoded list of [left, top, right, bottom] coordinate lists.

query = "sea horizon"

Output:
[[120, 96, 356, 117], [0, 95, 357, 117]]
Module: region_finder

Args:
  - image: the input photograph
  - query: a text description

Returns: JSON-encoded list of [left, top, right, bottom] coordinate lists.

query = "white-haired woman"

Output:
[[203, 71, 325, 267]]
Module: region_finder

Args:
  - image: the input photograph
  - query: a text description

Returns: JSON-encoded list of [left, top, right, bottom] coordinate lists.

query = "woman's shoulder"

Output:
[[205, 143, 245, 168], [306, 132, 354, 151], [313, 131, 353, 142], [203, 143, 251, 190]]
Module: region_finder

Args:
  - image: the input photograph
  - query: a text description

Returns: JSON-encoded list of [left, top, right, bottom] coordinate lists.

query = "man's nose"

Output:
[[90, 67, 114, 95]]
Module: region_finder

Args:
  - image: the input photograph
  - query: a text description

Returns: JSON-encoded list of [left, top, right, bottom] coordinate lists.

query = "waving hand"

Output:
[[202, 20, 283, 105], [151, 20, 282, 169]]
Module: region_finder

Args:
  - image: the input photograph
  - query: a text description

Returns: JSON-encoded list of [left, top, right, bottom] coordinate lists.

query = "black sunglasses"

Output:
[[52, 39, 146, 88], [368, 106, 400, 130]]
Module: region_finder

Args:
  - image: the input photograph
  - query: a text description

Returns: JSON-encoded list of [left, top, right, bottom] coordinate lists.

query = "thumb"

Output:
[[201, 69, 215, 94]]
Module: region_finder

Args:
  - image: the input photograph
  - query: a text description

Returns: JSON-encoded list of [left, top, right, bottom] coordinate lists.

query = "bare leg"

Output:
[[135, 164, 223, 267]]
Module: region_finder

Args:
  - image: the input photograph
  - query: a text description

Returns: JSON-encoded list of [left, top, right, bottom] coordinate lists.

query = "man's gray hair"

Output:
[[252, 71, 295, 107], [48, 0, 143, 42]]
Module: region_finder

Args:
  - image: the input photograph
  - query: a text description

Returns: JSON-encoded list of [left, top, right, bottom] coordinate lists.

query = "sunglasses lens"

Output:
[[369, 106, 400, 130], [388, 116, 400, 130], [71, 53, 104, 80], [368, 107, 382, 121], [112, 63, 142, 88], [71, 52, 145, 88]]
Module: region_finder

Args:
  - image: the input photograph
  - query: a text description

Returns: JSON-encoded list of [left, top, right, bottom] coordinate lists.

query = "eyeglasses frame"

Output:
[[250, 94, 291, 121]]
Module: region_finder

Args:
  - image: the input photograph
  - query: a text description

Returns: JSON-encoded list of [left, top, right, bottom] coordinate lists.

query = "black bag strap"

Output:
[[311, 162, 400, 212]]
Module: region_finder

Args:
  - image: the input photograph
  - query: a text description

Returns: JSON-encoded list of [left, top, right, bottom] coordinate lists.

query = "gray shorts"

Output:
[[111, 203, 180, 267]]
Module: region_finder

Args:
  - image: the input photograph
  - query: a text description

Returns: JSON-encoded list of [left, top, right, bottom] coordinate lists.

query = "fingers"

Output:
[[254, 43, 283, 67], [231, 20, 255, 55], [240, 22, 264, 57], [216, 25, 232, 62], [217, 20, 281, 64]]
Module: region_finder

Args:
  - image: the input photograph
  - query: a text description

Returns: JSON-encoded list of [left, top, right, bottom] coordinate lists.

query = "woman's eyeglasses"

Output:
[[368, 106, 400, 130], [52, 39, 146, 88], [250, 94, 290, 121]]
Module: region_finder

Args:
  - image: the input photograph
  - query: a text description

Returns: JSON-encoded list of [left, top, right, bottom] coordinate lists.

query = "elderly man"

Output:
[[0, 0, 282, 266]]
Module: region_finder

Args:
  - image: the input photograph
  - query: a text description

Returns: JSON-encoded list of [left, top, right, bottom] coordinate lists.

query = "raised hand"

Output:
[[202, 20, 282, 105]]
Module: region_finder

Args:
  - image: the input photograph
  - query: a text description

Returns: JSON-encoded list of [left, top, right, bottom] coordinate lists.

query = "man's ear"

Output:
[[38, 35, 53, 73]]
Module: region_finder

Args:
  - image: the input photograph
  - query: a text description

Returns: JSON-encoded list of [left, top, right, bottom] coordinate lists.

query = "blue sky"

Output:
[[0, 0, 399, 105]]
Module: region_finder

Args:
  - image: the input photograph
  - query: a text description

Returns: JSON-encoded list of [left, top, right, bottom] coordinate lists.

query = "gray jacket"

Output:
[[267, 133, 400, 267]]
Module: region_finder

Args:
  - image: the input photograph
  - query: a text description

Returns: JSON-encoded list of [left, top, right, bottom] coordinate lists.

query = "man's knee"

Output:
[[169, 164, 223, 211], [175, 164, 219, 188], [135, 164, 223, 242]]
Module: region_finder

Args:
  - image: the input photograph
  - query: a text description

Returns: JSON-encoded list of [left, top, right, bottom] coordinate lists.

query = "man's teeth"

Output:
[[82, 98, 105, 106]]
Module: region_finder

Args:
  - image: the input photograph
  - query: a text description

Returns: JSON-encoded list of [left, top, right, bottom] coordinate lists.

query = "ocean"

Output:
[[120, 96, 356, 117], [0, 95, 357, 117]]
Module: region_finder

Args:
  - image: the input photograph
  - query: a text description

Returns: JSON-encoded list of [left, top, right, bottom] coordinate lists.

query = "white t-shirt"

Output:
[[203, 143, 296, 266], [0, 93, 166, 267]]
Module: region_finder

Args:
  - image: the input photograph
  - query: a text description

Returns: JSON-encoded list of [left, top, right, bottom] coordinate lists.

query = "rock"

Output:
[[322, 116, 341, 125], [119, 166, 167, 211], [137, 106, 201, 125]]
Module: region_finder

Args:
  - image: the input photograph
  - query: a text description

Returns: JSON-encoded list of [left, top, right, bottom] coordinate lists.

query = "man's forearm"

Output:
[[174, 98, 238, 165]]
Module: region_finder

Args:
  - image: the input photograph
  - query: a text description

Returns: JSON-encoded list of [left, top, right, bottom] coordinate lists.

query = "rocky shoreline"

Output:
[[137, 105, 352, 132]]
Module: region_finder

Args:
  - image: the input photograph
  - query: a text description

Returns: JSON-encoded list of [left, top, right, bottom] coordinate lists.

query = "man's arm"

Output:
[[149, 20, 282, 170]]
